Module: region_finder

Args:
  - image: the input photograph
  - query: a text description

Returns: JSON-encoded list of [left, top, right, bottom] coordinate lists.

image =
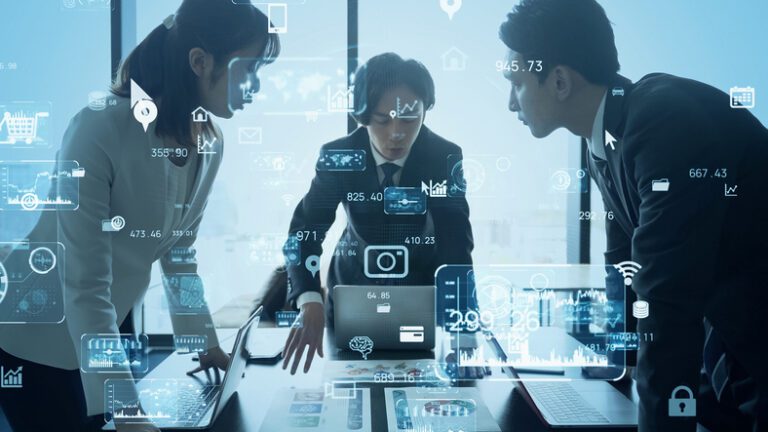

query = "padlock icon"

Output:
[[668, 385, 696, 417]]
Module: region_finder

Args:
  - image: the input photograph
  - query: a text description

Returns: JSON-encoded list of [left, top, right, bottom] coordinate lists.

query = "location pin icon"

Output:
[[133, 99, 158, 132], [130, 79, 158, 133], [440, 0, 462, 20]]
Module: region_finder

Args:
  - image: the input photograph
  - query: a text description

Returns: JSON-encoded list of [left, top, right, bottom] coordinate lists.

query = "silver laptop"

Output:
[[104, 306, 262, 430], [333, 285, 435, 351], [487, 328, 638, 428]]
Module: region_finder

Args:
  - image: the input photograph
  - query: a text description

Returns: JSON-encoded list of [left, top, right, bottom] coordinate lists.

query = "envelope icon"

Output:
[[238, 127, 262, 145], [376, 303, 391, 313], [651, 178, 670, 192]]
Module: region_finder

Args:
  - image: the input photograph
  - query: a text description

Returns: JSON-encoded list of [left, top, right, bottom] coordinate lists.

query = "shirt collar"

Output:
[[369, 140, 410, 168], [588, 91, 608, 160]]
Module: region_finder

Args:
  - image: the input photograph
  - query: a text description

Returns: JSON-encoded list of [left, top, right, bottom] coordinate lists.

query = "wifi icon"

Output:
[[614, 261, 642, 286]]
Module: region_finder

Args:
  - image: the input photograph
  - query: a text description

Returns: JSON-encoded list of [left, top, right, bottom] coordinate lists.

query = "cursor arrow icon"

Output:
[[605, 131, 617, 151]]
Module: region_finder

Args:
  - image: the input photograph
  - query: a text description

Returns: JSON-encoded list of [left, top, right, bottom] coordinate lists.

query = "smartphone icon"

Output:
[[268, 3, 288, 34]]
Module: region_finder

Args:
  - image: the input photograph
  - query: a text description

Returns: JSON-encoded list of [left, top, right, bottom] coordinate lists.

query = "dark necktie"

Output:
[[379, 162, 400, 189]]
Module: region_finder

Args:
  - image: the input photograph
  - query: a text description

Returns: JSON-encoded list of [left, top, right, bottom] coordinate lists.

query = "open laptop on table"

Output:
[[104, 306, 262, 430], [485, 327, 638, 428], [333, 285, 435, 351]]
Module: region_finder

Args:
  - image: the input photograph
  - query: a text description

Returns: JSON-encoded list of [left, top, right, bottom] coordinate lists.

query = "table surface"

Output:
[[144, 327, 640, 432]]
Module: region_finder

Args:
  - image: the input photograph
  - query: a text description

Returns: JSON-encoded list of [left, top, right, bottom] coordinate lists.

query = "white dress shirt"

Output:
[[588, 91, 608, 160]]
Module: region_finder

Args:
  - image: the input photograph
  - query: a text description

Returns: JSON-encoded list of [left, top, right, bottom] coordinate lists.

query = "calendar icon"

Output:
[[730, 86, 755, 109]]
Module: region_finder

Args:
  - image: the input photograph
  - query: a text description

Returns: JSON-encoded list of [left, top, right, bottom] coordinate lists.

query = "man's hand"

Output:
[[282, 302, 325, 374], [187, 346, 230, 375]]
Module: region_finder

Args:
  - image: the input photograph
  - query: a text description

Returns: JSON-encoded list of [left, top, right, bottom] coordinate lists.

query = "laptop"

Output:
[[104, 306, 262, 430], [333, 285, 435, 351], [486, 328, 638, 428]]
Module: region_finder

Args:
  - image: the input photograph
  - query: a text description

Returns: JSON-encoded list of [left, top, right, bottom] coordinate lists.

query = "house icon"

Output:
[[442, 47, 467, 71], [191, 106, 208, 123]]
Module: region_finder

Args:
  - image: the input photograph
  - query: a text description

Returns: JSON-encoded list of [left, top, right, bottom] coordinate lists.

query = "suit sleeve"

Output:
[[431, 149, 474, 267], [159, 213, 220, 351], [285, 147, 344, 305], [624, 98, 731, 431], [57, 112, 138, 416]]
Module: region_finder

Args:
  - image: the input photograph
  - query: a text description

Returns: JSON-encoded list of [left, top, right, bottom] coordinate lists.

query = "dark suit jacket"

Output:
[[286, 126, 474, 321], [589, 73, 768, 431]]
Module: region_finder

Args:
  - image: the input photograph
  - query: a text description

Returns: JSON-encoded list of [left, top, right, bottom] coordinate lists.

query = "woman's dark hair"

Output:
[[351, 53, 435, 125], [499, 0, 619, 86], [112, 0, 280, 147]]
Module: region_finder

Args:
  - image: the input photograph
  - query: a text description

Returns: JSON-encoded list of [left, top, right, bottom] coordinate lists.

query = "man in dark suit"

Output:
[[281, 53, 474, 374], [499, 1, 768, 431]]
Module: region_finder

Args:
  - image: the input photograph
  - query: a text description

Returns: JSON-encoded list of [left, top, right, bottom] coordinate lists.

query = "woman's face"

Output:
[[366, 85, 425, 161], [193, 40, 266, 119]]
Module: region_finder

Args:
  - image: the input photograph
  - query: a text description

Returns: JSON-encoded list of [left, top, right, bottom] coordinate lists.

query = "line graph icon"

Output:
[[614, 261, 642, 286], [389, 97, 420, 119], [0, 160, 82, 211]]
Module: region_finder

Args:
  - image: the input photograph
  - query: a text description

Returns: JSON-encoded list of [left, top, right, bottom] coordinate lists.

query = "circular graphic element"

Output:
[[18, 289, 49, 315], [550, 170, 572, 191], [495, 156, 512, 172], [0, 261, 8, 304], [376, 252, 397, 272], [110, 215, 126, 231], [474, 275, 514, 323], [450, 159, 486, 195], [20, 193, 39, 211], [529, 273, 550, 292], [29, 247, 57, 274]]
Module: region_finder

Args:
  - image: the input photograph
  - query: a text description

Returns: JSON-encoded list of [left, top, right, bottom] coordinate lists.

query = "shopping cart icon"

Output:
[[0, 111, 49, 144]]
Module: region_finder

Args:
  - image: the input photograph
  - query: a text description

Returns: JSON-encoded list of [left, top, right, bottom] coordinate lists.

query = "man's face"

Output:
[[504, 49, 561, 138], [366, 85, 425, 161]]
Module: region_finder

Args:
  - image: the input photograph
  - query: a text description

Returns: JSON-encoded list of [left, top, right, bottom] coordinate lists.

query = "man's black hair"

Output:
[[499, 0, 620, 85], [351, 53, 435, 125]]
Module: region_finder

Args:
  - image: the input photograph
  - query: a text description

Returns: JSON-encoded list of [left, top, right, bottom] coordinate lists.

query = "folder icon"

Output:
[[376, 303, 391, 313], [238, 127, 262, 145], [652, 178, 670, 192]]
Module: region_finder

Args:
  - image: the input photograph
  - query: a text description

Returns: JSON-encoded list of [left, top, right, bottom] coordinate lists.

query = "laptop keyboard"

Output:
[[524, 381, 610, 424], [176, 383, 219, 426]]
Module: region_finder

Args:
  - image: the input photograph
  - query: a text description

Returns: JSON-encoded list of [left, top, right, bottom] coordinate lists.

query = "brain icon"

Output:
[[349, 336, 374, 360]]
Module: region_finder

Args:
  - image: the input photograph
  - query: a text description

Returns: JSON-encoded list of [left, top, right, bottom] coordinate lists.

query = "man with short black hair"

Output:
[[280, 53, 474, 375], [499, 1, 768, 431]]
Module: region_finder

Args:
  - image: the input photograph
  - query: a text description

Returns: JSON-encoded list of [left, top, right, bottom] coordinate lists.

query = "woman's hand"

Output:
[[187, 346, 230, 375], [282, 302, 325, 374]]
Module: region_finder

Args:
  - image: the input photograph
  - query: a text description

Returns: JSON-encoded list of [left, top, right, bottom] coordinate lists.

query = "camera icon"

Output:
[[364, 245, 409, 279]]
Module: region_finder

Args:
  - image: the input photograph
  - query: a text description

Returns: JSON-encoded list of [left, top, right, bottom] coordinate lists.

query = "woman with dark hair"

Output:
[[0, 1, 279, 431], [281, 53, 474, 374]]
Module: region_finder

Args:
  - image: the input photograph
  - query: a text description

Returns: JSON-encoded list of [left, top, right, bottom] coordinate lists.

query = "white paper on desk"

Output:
[[259, 387, 371, 432], [324, 360, 436, 382], [384, 387, 500, 432]]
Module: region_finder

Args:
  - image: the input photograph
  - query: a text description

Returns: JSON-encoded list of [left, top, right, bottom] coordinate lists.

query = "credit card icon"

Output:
[[399, 326, 425, 343]]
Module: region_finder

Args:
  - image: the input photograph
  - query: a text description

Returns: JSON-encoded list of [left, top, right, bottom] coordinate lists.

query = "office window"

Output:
[[135, 1, 348, 333], [0, 0, 111, 240], [359, 0, 577, 266]]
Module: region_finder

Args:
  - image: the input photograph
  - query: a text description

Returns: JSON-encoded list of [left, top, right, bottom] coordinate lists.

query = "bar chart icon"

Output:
[[1, 366, 23, 388]]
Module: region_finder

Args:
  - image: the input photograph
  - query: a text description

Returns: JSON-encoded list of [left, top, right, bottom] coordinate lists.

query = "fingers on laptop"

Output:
[[282, 328, 298, 369]]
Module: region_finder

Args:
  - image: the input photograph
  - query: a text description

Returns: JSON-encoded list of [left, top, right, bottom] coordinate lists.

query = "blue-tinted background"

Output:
[[1, 0, 766, 334]]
